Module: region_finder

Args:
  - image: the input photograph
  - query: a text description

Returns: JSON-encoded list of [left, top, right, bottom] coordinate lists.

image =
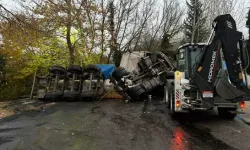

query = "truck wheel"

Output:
[[127, 84, 145, 100], [84, 64, 100, 72], [83, 64, 102, 79], [112, 67, 129, 82], [218, 108, 237, 119], [67, 65, 83, 75], [49, 65, 66, 75]]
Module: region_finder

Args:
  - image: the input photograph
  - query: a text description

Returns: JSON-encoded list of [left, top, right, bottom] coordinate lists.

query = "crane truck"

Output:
[[165, 14, 250, 119]]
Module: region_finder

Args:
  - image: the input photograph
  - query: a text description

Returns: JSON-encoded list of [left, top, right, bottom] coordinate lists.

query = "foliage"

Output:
[[0, 0, 246, 101], [0, 53, 6, 85], [183, 0, 208, 43], [0, 18, 70, 100]]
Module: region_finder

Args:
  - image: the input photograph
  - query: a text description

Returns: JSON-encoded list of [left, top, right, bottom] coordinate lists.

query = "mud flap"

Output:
[[201, 97, 215, 109]]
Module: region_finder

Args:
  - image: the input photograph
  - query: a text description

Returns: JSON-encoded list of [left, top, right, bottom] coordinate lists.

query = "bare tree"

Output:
[[106, 0, 155, 63], [134, 0, 184, 52], [99, 0, 107, 63], [202, 0, 247, 29]]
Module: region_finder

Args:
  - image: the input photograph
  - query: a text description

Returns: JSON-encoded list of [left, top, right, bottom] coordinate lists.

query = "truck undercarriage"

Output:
[[110, 51, 176, 101]]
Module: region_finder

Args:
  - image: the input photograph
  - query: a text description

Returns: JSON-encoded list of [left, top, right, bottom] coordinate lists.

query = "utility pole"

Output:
[[30, 69, 37, 100]]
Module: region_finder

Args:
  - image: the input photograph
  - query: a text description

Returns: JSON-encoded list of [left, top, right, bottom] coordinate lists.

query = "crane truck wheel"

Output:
[[217, 108, 237, 119]]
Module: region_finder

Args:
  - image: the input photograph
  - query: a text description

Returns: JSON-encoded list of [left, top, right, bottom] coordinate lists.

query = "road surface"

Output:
[[0, 99, 250, 150]]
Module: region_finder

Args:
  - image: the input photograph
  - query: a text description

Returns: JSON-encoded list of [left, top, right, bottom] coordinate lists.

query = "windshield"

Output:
[[190, 47, 203, 69]]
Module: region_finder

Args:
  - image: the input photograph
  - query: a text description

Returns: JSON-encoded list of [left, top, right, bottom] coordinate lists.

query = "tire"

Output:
[[218, 108, 237, 119], [63, 92, 80, 101], [112, 67, 130, 82], [83, 64, 102, 79], [127, 84, 146, 100], [84, 64, 100, 73], [142, 77, 161, 92], [81, 92, 97, 101], [49, 66, 66, 75], [44, 93, 63, 102], [67, 65, 82, 75]]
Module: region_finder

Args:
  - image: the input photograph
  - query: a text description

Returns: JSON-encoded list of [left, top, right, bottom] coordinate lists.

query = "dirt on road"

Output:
[[0, 99, 249, 150]]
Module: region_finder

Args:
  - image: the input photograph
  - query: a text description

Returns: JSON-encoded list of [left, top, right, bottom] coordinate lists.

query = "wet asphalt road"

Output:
[[0, 99, 250, 150]]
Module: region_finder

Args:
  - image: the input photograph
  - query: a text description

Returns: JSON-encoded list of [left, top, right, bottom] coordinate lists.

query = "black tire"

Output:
[[81, 92, 97, 101], [127, 84, 146, 100], [142, 77, 161, 92], [49, 66, 66, 75], [83, 64, 102, 79], [218, 108, 237, 119], [84, 64, 100, 73], [112, 67, 130, 82], [67, 65, 82, 75], [63, 92, 80, 101], [44, 93, 63, 102]]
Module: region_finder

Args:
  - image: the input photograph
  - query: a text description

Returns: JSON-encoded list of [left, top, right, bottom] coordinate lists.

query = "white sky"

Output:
[[1, 0, 250, 37]]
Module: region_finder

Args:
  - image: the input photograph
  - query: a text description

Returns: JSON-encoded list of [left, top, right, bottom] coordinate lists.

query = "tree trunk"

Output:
[[100, 0, 105, 63], [66, 0, 74, 65], [66, 24, 74, 65], [191, 0, 197, 43], [107, 1, 116, 64]]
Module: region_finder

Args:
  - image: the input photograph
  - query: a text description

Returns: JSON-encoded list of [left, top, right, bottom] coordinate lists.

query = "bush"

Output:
[[0, 76, 33, 101]]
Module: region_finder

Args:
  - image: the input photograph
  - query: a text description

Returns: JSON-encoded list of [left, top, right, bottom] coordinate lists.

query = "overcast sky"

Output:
[[1, 0, 250, 37]]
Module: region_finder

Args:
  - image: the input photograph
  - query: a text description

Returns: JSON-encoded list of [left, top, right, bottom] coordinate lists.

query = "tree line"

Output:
[[0, 0, 247, 100]]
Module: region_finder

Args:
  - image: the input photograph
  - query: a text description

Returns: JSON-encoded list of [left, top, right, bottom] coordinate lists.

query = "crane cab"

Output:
[[176, 43, 208, 79]]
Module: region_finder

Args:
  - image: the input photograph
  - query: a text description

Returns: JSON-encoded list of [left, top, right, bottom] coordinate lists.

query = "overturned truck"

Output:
[[110, 51, 176, 101]]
